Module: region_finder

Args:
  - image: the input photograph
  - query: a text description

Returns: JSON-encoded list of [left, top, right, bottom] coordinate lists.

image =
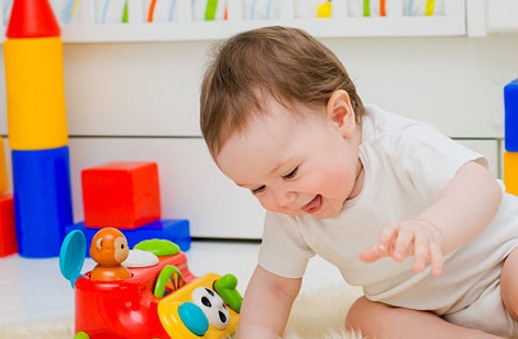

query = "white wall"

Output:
[[0, 33, 517, 239]]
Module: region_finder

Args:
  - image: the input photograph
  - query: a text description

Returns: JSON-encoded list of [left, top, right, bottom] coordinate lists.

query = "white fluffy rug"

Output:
[[0, 285, 363, 339]]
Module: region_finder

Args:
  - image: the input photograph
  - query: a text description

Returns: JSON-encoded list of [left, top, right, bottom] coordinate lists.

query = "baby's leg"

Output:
[[346, 297, 503, 339], [501, 246, 518, 320]]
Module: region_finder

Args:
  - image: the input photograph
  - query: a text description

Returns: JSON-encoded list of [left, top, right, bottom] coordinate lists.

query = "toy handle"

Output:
[[154, 264, 185, 298]]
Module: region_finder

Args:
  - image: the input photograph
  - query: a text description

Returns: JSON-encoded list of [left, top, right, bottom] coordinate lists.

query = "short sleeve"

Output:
[[393, 124, 487, 200], [258, 212, 315, 279]]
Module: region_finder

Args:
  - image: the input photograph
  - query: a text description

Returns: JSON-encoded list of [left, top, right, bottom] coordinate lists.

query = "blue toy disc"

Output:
[[59, 230, 86, 289], [178, 302, 209, 336]]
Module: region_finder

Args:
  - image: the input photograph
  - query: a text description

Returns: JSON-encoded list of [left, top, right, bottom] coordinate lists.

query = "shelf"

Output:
[[55, 16, 464, 43], [0, 0, 467, 43]]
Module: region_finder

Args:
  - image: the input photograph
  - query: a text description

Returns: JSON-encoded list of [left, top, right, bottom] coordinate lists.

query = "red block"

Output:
[[6, 0, 61, 38], [0, 194, 17, 257], [82, 162, 161, 229]]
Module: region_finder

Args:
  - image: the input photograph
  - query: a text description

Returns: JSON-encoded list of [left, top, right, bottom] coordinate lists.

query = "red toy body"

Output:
[[75, 252, 196, 338]]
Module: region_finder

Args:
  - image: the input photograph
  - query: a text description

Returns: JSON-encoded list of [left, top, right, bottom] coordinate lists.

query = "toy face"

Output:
[[90, 227, 129, 265], [158, 273, 240, 338], [192, 287, 230, 330]]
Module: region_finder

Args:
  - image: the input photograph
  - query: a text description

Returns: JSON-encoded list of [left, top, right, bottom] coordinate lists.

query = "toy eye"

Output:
[[96, 238, 102, 250], [201, 296, 211, 307], [191, 287, 230, 330]]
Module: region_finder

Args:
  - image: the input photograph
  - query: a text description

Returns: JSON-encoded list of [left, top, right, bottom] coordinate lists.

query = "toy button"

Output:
[[134, 239, 179, 256], [178, 302, 209, 336]]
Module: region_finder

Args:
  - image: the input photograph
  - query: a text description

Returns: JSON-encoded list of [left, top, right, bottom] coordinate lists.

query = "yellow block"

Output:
[[0, 137, 7, 193], [4, 37, 68, 150], [504, 152, 518, 196]]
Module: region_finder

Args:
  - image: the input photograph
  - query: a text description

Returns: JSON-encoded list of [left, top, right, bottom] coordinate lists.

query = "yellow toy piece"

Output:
[[158, 273, 239, 338], [504, 152, 518, 196], [0, 138, 7, 193], [4, 37, 68, 150], [316, 1, 332, 18]]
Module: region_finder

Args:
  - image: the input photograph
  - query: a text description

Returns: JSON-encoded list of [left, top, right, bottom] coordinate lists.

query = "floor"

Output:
[[0, 240, 345, 327]]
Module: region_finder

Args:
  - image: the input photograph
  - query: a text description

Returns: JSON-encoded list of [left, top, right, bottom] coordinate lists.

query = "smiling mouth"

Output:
[[302, 195, 322, 214]]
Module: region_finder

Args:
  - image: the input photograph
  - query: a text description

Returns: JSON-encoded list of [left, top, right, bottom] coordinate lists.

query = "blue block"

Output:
[[12, 147, 73, 258], [505, 79, 518, 151], [66, 219, 191, 256]]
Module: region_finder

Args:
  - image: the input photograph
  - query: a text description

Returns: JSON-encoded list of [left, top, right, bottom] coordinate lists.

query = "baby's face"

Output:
[[216, 94, 363, 219]]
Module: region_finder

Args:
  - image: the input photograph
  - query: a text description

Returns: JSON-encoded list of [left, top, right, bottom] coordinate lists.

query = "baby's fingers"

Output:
[[359, 244, 386, 263], [393, 227, 416, 262], [412, 233, 428, 273], [429, 242, 443, 277], [378, 223, 400, 251]]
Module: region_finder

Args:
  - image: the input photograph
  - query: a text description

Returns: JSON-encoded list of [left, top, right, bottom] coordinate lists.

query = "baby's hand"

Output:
[[359, 220, 445, 277]]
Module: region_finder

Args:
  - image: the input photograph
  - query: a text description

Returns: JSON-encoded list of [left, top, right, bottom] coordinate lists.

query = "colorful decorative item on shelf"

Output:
[[295, 0, 333, 19], [348, 0, 404, 17], [405, 0, 444, 16], [95, 0, 130, 24], [192, 0, 228, 21], [59, 228, 242, 338], [146, 0, 179, 22], [243, 0, 278, 20]]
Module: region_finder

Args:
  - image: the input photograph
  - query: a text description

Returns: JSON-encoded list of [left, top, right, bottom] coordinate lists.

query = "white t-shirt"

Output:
[[258, 104, 518, 316]]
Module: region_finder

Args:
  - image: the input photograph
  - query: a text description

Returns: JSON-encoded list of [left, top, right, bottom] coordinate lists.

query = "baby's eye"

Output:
[[282, 167, 299, 180], [251, 185, 266, 195]]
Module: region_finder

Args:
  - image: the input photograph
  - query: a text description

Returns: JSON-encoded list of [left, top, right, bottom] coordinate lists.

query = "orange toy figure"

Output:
[[89, 227, 132, 281]]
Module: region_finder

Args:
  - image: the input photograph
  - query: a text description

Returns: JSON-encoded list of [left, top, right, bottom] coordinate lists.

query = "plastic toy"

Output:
[[5, 0, 68, 150], [0, 137, 7, 193], [89, 227, 132, 281], [504, 152, 518, 196], [4, 0, 73, 258], [504, 79, 518, 152], [504, 79, 518, 196], [0, 194, 17, 257], [12, 147, 73, 257], [81, 162, 161, 229], [60, 228, 242, 338]]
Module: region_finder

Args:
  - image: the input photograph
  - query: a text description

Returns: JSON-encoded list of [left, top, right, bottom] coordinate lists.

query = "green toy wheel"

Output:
[[154, 265, 185, 298]]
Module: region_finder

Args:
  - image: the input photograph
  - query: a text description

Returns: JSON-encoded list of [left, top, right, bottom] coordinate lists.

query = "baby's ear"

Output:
[[326, 90, 356, 136]]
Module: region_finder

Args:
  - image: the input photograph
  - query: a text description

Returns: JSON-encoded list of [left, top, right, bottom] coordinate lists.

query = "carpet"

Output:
[[0, 285, 363, 339]]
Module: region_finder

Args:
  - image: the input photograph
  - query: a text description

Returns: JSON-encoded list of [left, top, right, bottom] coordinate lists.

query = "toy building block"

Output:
[[82, 162, 161, 229], [0, 137, 8, 193], [4, 0, 68, 151], [67, 219, 191, 253], [6, 0, 61, 38], [504, 152, 518, 196], [0, 194, 17, 257], [12, 146, 73, 258], [505, 79, 518, 152]]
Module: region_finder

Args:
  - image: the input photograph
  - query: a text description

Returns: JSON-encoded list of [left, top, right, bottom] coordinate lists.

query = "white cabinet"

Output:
[[487, 0, 518, 33]]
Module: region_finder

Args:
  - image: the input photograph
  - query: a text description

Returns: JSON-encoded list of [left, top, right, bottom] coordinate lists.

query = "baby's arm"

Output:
[[361, 161, 503, 276], [238, 265, 302, 338]]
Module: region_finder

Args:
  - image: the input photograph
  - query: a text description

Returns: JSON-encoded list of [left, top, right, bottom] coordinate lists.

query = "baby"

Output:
[[200, 26, 518, 338]]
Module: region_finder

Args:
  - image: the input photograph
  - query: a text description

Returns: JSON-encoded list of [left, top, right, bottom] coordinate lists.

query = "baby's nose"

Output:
[[277, 190, 298, 207]]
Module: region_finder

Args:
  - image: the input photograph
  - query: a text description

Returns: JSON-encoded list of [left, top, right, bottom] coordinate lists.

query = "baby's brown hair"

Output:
[[200, 26, 364, 158]]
